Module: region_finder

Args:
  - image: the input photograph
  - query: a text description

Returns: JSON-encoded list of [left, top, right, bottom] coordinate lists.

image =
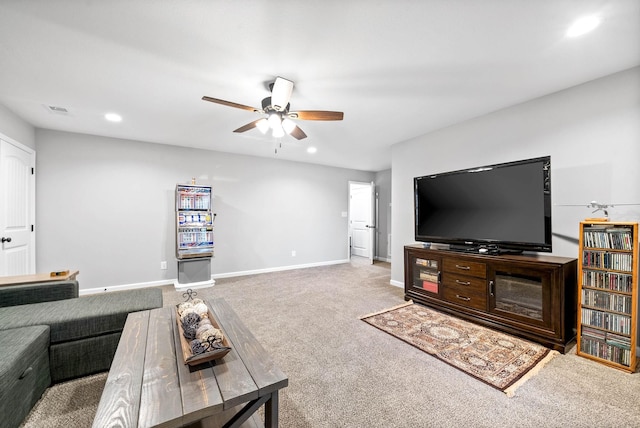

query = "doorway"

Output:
[[348, 181, 376, 264], [0, 137, 36, 276]]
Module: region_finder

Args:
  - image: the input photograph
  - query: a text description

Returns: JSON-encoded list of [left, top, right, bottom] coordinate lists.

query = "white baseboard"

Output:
[[375, 256, 391, 263], [80, 279, 175, 296], [79, 259, 350, 295], [174, 278, 215, 291], [390, 279, 403, 288]]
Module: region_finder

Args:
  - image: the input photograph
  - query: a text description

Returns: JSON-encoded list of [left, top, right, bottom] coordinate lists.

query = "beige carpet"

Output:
[[19, 372, 107, 428], [361, 302, 558, 396]]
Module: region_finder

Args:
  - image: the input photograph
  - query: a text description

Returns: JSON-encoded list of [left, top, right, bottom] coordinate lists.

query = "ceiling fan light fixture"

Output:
[[282, 118, 296, 134], [268, 113, 281, 129], [256, 118, 269, 134], [272, 125, 285, 138]]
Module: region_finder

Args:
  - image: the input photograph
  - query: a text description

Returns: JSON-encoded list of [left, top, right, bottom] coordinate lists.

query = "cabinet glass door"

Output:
[[411, 256, 440, 295], [489, 264, 551, 328], [493, 273, 543, 320]]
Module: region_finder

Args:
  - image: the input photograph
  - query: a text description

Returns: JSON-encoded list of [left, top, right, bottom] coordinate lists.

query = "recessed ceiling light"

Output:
[[307, 147, 317, 154], [104, 113, 122, 122], [566, 15, 601, 38]]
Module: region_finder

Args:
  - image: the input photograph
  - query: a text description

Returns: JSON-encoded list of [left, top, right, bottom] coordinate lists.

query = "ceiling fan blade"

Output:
[[202, 96, 259, 113], [288, 110, 344, 121], [233, 119, 263, 133], [289, 126, 307, 140], [271, 77, 294, 112]]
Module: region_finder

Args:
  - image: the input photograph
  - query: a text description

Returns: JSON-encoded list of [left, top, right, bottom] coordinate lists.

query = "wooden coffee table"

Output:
[[92, 298, 288, 428]]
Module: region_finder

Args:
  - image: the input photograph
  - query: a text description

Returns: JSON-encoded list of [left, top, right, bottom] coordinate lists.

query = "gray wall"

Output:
[[375, 169, 391, 261], [35, 130, 374, 291], [391, 66, 640, 285], [0, 103, 35, 148]]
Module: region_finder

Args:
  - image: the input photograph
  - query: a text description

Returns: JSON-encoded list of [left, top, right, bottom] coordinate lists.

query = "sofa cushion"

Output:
[[0, 325, 51, 428], [0, 280, 79, 307], [49, 332, 122, 383], [0, 288, 163, 344]]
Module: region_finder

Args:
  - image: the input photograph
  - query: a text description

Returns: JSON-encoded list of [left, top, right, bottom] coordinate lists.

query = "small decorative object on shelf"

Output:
[[175, 289, 231, 366], [576, 220, 638, 372], [50, 270, 70, 277]]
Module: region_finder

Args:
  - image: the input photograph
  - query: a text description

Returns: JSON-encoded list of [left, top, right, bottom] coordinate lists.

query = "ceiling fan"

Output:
[[202, 77, 343, 140]]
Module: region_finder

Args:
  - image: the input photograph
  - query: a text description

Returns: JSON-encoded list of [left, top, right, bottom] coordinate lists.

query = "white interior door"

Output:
[[0, 138, 36, 276], [368, 182, 376, 264], [349, 181, 376, 264]]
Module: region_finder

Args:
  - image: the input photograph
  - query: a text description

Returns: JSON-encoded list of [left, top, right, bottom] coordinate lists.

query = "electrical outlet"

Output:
[[291, 250, 296, 257], [160, 261, 167, 270]]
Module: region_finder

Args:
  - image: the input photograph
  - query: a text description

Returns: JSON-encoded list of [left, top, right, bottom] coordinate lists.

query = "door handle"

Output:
[[1, 237, 11, 243], [365, 225, 376, 229]]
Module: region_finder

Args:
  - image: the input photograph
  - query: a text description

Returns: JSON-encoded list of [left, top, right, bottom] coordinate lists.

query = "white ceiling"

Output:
[[0, 1, 638, 171]]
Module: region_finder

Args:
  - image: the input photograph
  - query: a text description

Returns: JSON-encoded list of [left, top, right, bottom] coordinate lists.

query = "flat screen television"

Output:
[[414, 156, 551, 254]]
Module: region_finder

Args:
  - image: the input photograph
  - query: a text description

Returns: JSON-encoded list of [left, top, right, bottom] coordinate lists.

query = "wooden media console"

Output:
[[404, 245, 577, 353]]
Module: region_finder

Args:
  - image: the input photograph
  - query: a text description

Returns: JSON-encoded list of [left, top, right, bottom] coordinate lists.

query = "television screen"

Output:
[[414, 156, 551, 253]]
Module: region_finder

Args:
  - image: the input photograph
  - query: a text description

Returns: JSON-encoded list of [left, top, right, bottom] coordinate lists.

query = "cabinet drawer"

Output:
[[442, 277, 487, 310], [443, 258, 486, 278]]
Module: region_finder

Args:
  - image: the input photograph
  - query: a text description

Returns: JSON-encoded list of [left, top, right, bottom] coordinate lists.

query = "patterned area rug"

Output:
[[361, 302, 558, 397]]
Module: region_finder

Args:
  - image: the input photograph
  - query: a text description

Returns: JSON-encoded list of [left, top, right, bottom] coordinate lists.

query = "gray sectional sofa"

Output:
[[0, 280, 164, 428]]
